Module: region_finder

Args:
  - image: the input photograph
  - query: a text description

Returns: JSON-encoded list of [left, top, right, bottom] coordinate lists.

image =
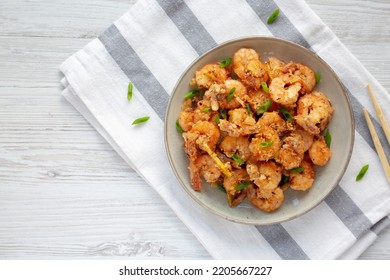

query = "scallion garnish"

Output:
[[235, 181, 251, 191], [217, 185, 227, 193], [232, 153, 244, 166], [261, 81, 269, 93], [325, 130, 331, 147], [226, 87, 236, 102], [315, 71, 321, 84], [127, 82, 133, 101], [289, 167, 304, 173], [279, 106, 294, 122], [220, 108, 227, 119], [219, 57, 232, 68], [246, 103, 252, 115], [260, 141, 273, 147], [215, 114, 220, 124], [132, 116, 150, 125], [184, 90, 199, 99], [356, 164, 369, 181], [202, 107, 211, 112], [176, 119, 184, 133], [281, 174, 289, 185], [267, 9, 280, 24], [257, 100, 272, 114]]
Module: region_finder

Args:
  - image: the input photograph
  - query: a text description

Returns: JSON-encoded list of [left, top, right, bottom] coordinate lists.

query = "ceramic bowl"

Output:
[[164, 36, 354, 225]]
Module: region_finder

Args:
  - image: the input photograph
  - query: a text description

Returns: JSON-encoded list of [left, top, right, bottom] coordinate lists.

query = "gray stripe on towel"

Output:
[[325, 186, 373, 238], [246, 0, 311, 49], [371, 216, 390, 236], [156, 0, 217, 55], [98, 24, 168, 120], [256, 224, 309, 260]]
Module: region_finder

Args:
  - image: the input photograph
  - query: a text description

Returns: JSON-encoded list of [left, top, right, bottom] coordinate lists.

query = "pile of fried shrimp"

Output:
[[178, 47, 334, 212]]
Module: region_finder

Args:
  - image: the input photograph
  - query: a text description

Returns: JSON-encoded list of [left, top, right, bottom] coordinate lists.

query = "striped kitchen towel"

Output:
[[60, 0, 390, 259]]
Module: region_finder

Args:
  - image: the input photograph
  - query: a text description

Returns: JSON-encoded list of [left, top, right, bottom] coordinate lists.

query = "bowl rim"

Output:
[[164, 36, 355, 225]]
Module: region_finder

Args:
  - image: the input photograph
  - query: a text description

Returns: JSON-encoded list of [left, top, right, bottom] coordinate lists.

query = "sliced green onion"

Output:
[[267, 9, 280, 24], [246, 103, 252, 115], [226, 87, 236, 103], [279, 106, 294, 122], [235, 181, 251, 191], [260, 141, 273, 147], [217, 136, 224, 146], [220, 108, 227, 119], [261, 81, 269, 93], [325, 130, 332, 147], [176, 119, 184, 134], [127, 82, 133, 101], [217, 185, 227, 193], [202, 107, 211, 112], [215, 114, 220, 124], [232, 153, 244, 166], [132, 116, 150, 125], [356, 164, 369, 181], [315, 71, 321, 84], [184, 90, 199, 99], [257, 100, 272, 114], [281, 174, 289, 185], [289, 167, 304, 173], [219, 57, 232, 68]]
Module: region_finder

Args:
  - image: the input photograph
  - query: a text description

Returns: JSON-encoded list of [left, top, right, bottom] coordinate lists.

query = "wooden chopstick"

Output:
[[363, 108, 390, 184], [367, 84, 390, 145]]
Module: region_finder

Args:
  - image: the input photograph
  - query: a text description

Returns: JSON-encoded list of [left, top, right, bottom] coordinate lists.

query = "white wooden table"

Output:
[[1, 0, 389, 259]]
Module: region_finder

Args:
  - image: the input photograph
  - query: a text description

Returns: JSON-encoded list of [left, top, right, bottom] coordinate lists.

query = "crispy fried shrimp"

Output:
[[308, 135, 332, 166], [242, 60, 270, 90], [224, 79, 249, 108], [223, 168, 250, 196], [247, 89, 271, 113], [295, 91, 334, 135], [194, 154, 222, 183], [275, 131, 305, 170], [233, 48, 269, 90], [195, 64, 228, 89], [189, 121, 221, 151], [289, 157, 315, 191], [178, 109, 195, 132], [223, 168, 250, 207], [183, 121, 222, 191], [233, 48, 260, 77], [219, 135, 251, 163], [204, 84, 229, 111], [183, 121, 221, 191], [269, 73, 302, 106], [294, 127, 314, 152], [178, 105, 212, 132], [246, 161, 282, 198], [257, 112, 288, 136], [267, 56, 286, 79], [249, 128, 281, 161], [247, 185, 284, 212], [283, 62, 316, 94], [219, 108, 259, 137], [204, 80, 248, 111]]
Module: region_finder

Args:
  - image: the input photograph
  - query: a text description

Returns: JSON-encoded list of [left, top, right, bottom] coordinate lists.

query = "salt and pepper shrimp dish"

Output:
[[177, 47, 334, 213]]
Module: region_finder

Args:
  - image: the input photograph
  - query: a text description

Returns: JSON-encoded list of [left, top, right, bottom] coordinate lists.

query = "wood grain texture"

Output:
[[0, 0, 389, 260]]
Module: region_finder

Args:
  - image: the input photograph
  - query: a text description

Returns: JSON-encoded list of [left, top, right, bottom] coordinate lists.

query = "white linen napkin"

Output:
[[60, 0, 390, 259]]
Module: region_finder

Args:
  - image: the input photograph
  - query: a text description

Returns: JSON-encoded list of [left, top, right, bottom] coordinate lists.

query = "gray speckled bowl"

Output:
[[164, 37, 354, 225]]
